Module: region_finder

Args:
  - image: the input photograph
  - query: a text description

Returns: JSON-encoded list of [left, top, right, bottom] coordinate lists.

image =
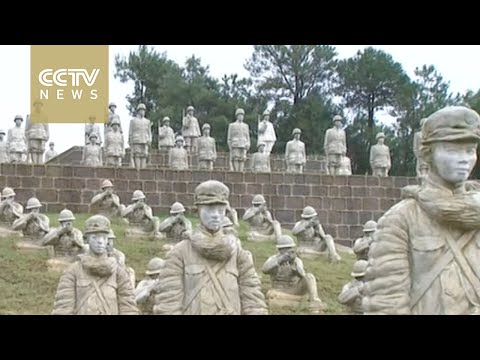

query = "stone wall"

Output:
[[0, 163, 418, 246]]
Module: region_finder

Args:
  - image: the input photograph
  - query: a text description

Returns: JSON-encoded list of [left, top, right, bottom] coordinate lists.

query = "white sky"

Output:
[[1, 45, 479, 154]]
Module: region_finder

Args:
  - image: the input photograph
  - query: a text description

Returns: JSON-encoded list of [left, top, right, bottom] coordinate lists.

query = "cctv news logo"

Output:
[[38, 68, 100, 100]]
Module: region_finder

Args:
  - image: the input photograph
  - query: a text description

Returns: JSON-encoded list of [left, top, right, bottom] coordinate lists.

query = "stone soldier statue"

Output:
[[197, 123, 217, 170], [324, 115, 347, 175], [257, 109, 276, 155], [414, 118, 429, 179], [226, 202, 239, 227], [262, 235, 324, 313], [121, 190, 162, 239], [370, 132, 391, 177], [82, 133, 103, 167], [105, 102, 123, 136], [168, 136, 189, 170], [292, 206, 342, 262], [158, 116, 175, 152], [128, 103, 152, 170], [285, 128, 306, 173], [52, 215, 139, 315], [242, 194, 282, 242], [135, 257, 165, 315], [42, 209, 84, 260], [222, 217, 238, 237], [44, 142, 58, 163], [182, 105, 201, 153], [363, 106, 480, 315], [0, 129, 9, 163], [227, 108, 250, 172], [7, 115, 28, 163], [153, 180, 268, 315], [352, 220, 377, 261], [158, 202, 193, 245], [85, 115, 102, 145], [89, 179, 125, 218], [252, 142, 271, 173], [12, 197, 50, 245], [104, 116, 125, 167], [26, 100, 49, 164], [338, 260, 368, 315], [0, 187, 24, 227]]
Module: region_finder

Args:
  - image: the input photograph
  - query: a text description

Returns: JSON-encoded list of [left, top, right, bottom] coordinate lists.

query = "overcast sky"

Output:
[[1, 45, 479, 154]]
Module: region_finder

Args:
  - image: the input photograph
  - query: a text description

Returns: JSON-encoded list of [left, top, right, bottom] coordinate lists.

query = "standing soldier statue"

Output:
[[85, 115, 102, 145], [128, 103, 152, 170], [104, 116, 124, 167], [26, 99, 49, 164], [197, 123, 217, 170], [257, 109, 276, 155], [370, 132, 391, 177], [7, 115, 28, 163], [227, 109, 251, 172], [285, 128, 306, 173], [324, 115, 347, 176], [182, 106, 201, 153], [158, 117, 175, 152]]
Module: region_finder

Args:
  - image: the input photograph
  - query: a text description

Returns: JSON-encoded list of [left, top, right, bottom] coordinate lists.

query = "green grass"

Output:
[[0, 213, 354, 315]]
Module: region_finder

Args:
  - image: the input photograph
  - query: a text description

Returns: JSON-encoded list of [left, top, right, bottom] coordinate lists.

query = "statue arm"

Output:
[[116, 266, 139, 315], [293, 257, 306, 278], [338, 283, 360, 305], [213, 139, 217, 160], [242, 207, 256, 221], [153, 245, 185, 315], [292, 221, 308, 236], [111, 194, 122, 208], [90, 192, 105, 206], [121, 204, 135, 218], [352, 238, 369, 254], [128, 120, 133, 145], [182, 218, 193, 233], [246, 127, 251, 150], [51, 266, 76, 315], [82, 146, 86, 163], [285, 143, 290, 161], [158, 216, 175, 233], [11, 204, 24, 219], [302, 143, 306, 164], [323, 130, 330, 153], [267, 156, 271, 172], [262, 255, 280, 274], [37, 214, 50, 233], [12, 214, 30, 231], [42, 228, 60, 246], [227, 125, 232, 149], [369, 147, 375, 167], [135, 280, 153, 304], [362, 204, 411, 315], [72, 229, 85, 248], [143, 205, 154, 221], [168, 148, 173, 166], [238, 248, 268, 315], [315, 224, 327, 239]]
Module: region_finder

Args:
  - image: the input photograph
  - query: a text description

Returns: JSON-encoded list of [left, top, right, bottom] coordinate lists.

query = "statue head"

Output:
[[333, 115, 343, 129], [202, 123, 211, 137], [194, 181, 230, 233], [257, 142, 266, 153], [132, 190, 146, 204], [163, 117, 170, 126], [175, 136, 185, 148], [84, 215, 111, 256], [235, 109, 245, 122], [421, 107, 480, 186], [292, 128, 302, 140], [101, 179, 114, 195], [170, 202, 186, 216], [58, 209, 75, 231], [89, 133, 98, 145], [301, 206, 318, 221], [107, 229, 116, 253], [2, 187, 15, 203], [145, 257, 165, 279], [262, 109, 270, 122], [351, 260, 368, 280], [49, 141, 54, 150], [186, 106, 195, 116], [376, 132, 385, 145], [137, 103, 146, 117], [276, 235, 297, 256], [14, 115, 23, 127], [109, 102, 117, 113], [363, 220, 377, 236], [252, 194, 267, 212], [26, 197, 42, 214]]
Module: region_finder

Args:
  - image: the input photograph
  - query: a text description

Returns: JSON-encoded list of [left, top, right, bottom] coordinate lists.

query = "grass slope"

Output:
[[0, 213, 354, 315]]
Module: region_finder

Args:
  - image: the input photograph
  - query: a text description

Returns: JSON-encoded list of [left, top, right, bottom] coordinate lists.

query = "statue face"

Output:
[[49, 144, 54, 149], [187, 110, 194, 116], [164, 121, 170, 127], [30, 207, 40, 214], [138, 109, 146, 117], [236, 114, 244, 122], [176, 140, 184, 148], [263, 115, 270, 122], [294, 133, 301, 140], [377, 137, 385, 145], [88, 233, 108, 255], [15, 119, 22, 127], [198, 204, 226, 232], [112, 124, 120, 132], [203, 128, 210, 137], [4, 196, 13, 203], [431, 141, 478, 185], [104, 187, 113, 195], [109, 106, 116, 113], [61, 221, 73, 229], [334, 121, 342, 129], [258, 145, 265, 153], [90, 136, 98, 145]]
